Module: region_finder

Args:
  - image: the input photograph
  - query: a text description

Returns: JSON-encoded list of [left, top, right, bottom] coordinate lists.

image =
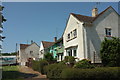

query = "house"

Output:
[[49, 37, 64, 61], [63, 6, 120, 63], [39, 41, 54, 59], [18, 42, 39, 65]]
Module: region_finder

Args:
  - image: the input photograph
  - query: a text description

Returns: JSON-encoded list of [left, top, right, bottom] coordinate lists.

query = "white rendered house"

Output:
[[63, 6, 120, 63], [39, 41, 54, 59]]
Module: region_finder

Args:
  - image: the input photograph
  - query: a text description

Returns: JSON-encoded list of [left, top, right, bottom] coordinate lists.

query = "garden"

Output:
[[31, 37, 120, 79]]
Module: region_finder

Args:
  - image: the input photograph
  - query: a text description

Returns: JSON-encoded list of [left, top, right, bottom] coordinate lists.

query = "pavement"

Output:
[[19, 66, 48, 80]]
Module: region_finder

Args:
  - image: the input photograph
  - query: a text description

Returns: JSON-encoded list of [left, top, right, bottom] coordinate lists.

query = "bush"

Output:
[[44, 53, 56, 64], [44, 63, 68, 78], [64, 56, 75, 63], [100, 37, 120, 66], [32, 59, 48, 74], [61, 67, 120, 79], [39, 60, 49, 74], [32, 60, 40, 71], [74, 59, 94, 69]]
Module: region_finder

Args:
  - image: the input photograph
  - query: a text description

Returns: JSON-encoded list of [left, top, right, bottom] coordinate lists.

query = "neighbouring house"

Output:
[[48, 37, 64, 61], [55, 37, 64, 62], [63, 6, 120, 63], [39, 41, 54, 59], [18, 42, 39, 65]]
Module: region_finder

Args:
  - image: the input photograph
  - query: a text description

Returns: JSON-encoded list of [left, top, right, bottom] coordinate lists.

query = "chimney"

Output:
[[54, 37, 57, 42], [31, 40, 34, 44], [92, 8, 98, 17]]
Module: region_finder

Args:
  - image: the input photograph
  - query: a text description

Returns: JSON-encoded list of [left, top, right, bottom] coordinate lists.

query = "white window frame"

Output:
[[105, 28, 112, 37]]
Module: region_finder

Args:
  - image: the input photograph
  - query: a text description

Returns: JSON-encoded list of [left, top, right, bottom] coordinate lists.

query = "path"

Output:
[[19, 66, 48, 80]]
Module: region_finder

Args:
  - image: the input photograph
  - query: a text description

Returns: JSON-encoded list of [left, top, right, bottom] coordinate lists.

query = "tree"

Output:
[[100, 37, 120, 66], [43, 53, 54, 63]]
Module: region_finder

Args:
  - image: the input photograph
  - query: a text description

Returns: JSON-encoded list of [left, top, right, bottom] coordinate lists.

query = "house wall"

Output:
[[25, 43, 39, 59], [19, 49, 27, 65], [19, 43, 39, 66], [84, 8, 120, 63], [39, 42, 44, 59], [63, 14, 85, 60], [49, 44, 57, 58]]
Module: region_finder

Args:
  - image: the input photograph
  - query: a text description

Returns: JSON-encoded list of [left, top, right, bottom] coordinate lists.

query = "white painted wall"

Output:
[[63, 14, 85, 60], [63, 7, 120, 63], [39, 42, 44, 59]]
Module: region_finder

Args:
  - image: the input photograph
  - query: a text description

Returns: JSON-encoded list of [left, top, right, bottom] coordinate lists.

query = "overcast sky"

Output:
[[2, 2, 119, 53]]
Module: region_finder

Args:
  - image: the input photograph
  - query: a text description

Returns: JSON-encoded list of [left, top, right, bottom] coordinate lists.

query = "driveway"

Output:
[[19, 66, 48, 80]]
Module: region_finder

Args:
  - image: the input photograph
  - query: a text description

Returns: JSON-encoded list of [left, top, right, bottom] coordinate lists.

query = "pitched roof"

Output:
[[71, 6, 119, 23], [71, 13, 94, 23], [20, 44, 30, 49], [42, 41, 55, 48], [55, 37, 63, 44]]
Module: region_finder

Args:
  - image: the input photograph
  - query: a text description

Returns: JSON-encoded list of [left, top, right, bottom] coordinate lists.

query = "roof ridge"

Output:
[[92, 6, 112, 22], [42, 41, 54, 43], [71, 13, 93, 18]]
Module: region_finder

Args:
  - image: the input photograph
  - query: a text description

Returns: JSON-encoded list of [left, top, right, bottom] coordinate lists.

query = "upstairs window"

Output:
[[73, 29, 77, 37], [105, 28, 111, 37], [67, 33, 70, 40]]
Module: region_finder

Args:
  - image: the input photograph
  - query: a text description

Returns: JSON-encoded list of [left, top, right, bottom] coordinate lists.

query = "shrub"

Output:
[[64, 56, 75, 63], [32, 60, 40, 71], [100, 37, 120, 67], [73, 59, 94, 69], [32, 59, 48, 74], [44, 63, 68, 79], [44, 53, 56, 64], [61, 67, 120, 79], [39, 59, 49, 74]]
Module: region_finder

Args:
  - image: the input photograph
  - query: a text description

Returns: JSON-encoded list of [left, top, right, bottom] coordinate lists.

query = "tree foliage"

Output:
[[2, 52, 17, 56], [43, 53, 55, 63], [100, 37, 120, 66]]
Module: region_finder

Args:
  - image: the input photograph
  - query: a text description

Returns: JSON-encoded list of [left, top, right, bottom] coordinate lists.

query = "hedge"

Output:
[[73, 59, 95, 69], [44, 63, 68, 79], [61, 67, 120, 79], [32, 60, 48, 74]]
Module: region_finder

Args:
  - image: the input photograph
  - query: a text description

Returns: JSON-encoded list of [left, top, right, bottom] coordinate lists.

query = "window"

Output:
[[70, 31, 73, 38], [67, 33, 70, 40], [105, 28, 111, 37], [68, 49, 72, 56], [73, 49, 77, 56], [73, 29, 77, 37], [30, 51, 33, 54], [61, 54, 63, 61], [67, 29, 77, 42]]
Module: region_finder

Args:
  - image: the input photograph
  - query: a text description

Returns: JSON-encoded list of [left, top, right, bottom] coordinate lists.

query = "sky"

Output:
[[2, 2, 119, 53]]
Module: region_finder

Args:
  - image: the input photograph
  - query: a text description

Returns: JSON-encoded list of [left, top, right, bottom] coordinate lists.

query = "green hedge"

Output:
[[61, 67, 120, 79], [73, 59, 95, 69], [32, 60, 48, 74], [44, 63, 68, 79], [32, 60, 40, 71]]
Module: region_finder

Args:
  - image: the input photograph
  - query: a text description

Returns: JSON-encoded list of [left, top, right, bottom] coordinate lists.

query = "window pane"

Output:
[[74, 49, 76, 56], [105, 28, 111, 36]]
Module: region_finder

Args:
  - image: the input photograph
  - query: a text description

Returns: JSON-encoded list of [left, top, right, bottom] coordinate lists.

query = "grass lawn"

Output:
[[1, 66, 24, 80]]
